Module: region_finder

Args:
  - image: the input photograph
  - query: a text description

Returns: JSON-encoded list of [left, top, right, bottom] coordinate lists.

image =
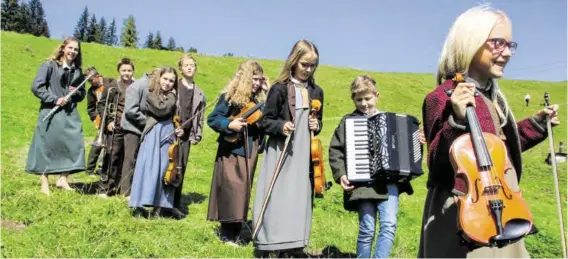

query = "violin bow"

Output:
[[159, 96, 219, 144], [544, 92, 567, 258]]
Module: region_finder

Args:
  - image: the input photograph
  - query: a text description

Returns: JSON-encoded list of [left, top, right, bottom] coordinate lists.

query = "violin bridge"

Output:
[[482, 185, 502, 195]]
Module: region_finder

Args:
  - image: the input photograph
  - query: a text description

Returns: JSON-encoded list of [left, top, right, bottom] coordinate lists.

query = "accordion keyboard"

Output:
[[345, 117, 373, 182]]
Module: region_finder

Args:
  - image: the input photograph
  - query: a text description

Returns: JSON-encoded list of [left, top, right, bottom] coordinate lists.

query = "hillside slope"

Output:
[[1, 32, 566, 258]]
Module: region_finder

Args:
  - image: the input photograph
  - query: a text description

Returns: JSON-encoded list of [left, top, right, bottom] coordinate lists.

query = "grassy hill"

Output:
[[1, 31, 566, 258]]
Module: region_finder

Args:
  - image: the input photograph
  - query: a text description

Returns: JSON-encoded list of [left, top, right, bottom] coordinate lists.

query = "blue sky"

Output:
[[42, 0, 567, 82]]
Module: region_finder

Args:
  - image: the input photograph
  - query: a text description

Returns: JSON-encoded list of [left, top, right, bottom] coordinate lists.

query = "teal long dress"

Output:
[[25, 60, 87, 175]]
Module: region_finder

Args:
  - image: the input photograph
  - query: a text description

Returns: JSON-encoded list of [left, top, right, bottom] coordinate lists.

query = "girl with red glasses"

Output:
[[418, 4, 560, 258]]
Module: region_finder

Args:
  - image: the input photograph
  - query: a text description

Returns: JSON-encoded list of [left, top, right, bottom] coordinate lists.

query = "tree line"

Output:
[[1, 1, 240, 56], [72, 6, 198, 53], [1, 0, 50, 37]]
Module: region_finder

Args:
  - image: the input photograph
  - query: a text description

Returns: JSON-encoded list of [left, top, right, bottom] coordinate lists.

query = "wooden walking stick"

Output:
[[543, 92, 567, 258]]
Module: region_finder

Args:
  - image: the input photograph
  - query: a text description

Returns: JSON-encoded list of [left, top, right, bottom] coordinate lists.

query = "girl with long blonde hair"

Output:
[[206, 60, 269, 246], [419, 4, 559, 257], [26, 37, 86, 195], [252, 39, 324, 257]]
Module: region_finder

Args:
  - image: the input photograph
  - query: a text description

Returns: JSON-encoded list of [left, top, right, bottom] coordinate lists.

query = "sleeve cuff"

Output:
[[448, 114, 467, 130], [334, 173, 345, 184], [529, 115, 547, 133], [221, 118, 234, 134]]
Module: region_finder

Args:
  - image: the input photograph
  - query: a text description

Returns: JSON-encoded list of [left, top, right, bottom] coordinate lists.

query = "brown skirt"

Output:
[[206, 138, 260, 222]]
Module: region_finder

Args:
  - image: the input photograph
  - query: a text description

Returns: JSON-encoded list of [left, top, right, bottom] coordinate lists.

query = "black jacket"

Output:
[[257, 81, 324, 138]]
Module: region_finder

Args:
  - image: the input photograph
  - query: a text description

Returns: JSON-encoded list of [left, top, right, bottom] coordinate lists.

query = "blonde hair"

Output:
[[437, 3, 511, 122], [177, 54, 197, 71], [149, 66, 178, 93], [47, 37, 82, 68], [274, 40, 319, 85], [350, 75, 377, 98], [222, 60, 266, 107]]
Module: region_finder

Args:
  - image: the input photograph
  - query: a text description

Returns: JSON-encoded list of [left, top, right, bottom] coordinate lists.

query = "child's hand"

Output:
[[308, 117, 319, 131], [229, 117, 247, 132], [533, 104, 560, 126], [282, 121, 295, 136], [175, 127, 184, 137], [340, 175, 354, 191], [56, 97, 68, 106], [419, 128, 426, 145], [106, 121, 115, 132], [450, 82, 476, 121]]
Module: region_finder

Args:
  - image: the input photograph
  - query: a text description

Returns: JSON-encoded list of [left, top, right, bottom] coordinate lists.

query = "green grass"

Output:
[[1, 31, 566, 258]]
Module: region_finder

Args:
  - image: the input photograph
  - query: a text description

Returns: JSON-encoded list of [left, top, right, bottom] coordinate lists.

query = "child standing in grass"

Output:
[[252, 39, 323, 257], [206, 60, 268, 246], [418, 4, 560, 257], [26, 37, 86, 195], [128, 66, 182, 218], [328, 75, 424, 258], [171, 54, 206, 217]]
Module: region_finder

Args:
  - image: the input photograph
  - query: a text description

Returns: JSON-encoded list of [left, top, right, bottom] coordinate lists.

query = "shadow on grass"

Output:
[[70, 181, 98, 195], [179, 192, 206, 213]]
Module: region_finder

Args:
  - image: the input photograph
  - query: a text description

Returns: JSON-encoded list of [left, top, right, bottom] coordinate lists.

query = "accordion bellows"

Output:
[[345, 112, 424, 183]]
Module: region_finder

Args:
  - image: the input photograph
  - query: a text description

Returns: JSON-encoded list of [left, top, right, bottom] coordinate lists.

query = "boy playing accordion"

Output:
[[328, 75, 425, 258]]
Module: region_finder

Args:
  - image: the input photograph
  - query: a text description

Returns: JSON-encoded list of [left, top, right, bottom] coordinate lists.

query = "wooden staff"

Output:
[[544, 92, 567, 258]]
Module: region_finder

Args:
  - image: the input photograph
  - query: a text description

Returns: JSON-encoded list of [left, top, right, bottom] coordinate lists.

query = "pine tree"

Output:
[[73, 6, 89, 41], [26, 0, 49, 37], [120, 15, 138, 48], [86, 14, 98, 42], [1, 0, 21, 32], [97, 17, 107, 44], [144, 32, 154, 48], [16, 2, 32, 34], [35, 0, 49, 37], [175, 46, 184, 52], [106, 18, 117, 46], [153, 31, 163, 49], [188, 47, 198, 53], [167, 37, 176, 51]]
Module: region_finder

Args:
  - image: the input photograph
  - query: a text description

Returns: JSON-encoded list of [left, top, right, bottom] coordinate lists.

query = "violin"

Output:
[[164, 114, 182, 187], [310, 99, 331, 198], [223, 101, 264, 143], [448, 73, 533, 248]]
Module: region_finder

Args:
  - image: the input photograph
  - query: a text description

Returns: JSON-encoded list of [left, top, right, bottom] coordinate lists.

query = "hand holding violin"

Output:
[[229, 117, 247, 132], [174, 127, 184, 137], [308, 116, 319, 131], [450, 82, 476, 121]]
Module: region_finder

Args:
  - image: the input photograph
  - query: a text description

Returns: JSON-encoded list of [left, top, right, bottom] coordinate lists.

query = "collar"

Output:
[[181, 78, 195, 89], [290, 76, 308, 88], [352, 108, 381, 117], [62, 61, 71, 70], [465, 75, 498, 100]]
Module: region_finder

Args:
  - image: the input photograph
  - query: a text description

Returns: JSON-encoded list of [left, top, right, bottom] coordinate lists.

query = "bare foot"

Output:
[[40, 185, 51, 195], [40, 174, 51, 196], [55, 177, 74, 191]]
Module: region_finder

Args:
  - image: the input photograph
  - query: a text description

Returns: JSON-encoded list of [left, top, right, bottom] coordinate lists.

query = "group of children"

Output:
[[24, 4, 560, 258]]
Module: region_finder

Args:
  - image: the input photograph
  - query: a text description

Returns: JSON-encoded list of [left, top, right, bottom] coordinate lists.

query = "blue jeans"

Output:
[[356, 184, 399, 258]]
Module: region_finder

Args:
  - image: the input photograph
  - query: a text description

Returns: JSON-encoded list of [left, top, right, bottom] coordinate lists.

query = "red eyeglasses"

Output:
[[487, 38, 517, 55]]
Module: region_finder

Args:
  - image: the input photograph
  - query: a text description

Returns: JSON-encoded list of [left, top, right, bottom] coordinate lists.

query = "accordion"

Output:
[[345, 112, 424, 183]]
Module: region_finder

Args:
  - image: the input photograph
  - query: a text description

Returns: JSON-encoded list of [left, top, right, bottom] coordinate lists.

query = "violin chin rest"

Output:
[[491, 218, 532, 247]]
